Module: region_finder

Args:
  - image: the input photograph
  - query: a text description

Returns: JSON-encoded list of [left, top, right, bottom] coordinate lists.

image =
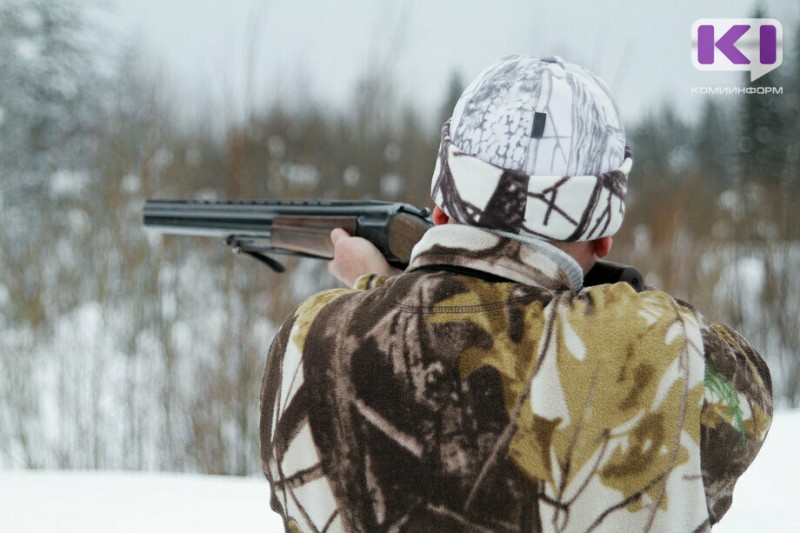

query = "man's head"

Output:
[[430, 55, 631, 256]]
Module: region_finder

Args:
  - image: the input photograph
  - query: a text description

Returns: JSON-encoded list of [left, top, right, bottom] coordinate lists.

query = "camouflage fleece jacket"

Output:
[[260, 224, 772, 533]]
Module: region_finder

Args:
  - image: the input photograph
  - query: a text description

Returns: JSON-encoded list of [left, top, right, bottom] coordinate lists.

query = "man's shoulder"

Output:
[[566, 282, 709, 353], [292, 287, 360, 323], [577, 282, 695, 319]]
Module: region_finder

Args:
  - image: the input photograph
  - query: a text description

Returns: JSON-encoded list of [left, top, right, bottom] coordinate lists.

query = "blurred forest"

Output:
[[0, 0, 798, 475]]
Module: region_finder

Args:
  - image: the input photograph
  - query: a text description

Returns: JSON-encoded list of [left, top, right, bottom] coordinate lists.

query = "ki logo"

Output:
[[692, 19, 783, 82]]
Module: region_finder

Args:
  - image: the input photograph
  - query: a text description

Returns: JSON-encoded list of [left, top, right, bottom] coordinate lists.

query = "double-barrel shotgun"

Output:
[[142, 199, 643, 290]]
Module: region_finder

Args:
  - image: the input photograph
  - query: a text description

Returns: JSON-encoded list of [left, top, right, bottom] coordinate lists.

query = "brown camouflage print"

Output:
[[260, 226, 772, 532]]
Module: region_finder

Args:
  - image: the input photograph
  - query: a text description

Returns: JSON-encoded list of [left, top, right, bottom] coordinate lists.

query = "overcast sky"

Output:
[[103, 0, 798, 129]]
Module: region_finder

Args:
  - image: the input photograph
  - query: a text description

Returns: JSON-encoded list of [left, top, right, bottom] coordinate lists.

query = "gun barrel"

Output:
[[144, 199, 428, 236], [144, 200, 300, 238], [144, 200, 272, 237]]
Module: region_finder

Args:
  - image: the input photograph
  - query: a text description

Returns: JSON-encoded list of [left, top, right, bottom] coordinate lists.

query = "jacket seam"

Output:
[[389, 295, 536, 314]]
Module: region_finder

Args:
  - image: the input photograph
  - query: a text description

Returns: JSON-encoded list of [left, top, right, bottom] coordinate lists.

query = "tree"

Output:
[[438, 70, 465, 126], [695, 99, 736, 184], [0, 0, 109, 468], [782, 18, 800, 189], [737, 6, 789, 183]]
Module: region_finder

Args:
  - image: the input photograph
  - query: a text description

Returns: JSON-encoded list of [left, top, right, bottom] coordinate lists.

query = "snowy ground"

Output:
[[714, 408, 799, 532], [2, 410, 797, 532], [0, 471, 283, 532]]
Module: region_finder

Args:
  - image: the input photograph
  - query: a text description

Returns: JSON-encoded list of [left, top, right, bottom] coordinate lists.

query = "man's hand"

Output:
[[327, 228, 402, 287]]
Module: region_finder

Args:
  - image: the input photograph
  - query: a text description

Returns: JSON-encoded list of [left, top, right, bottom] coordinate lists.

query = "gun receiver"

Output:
[[143, 199, 644, 290]]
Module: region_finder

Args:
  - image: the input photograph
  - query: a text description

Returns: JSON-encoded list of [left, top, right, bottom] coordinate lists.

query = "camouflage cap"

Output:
[[431, 55, 632, 242]]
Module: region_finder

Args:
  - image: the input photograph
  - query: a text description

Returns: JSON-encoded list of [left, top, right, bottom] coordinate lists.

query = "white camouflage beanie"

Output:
[[431, 55, 631, 242]]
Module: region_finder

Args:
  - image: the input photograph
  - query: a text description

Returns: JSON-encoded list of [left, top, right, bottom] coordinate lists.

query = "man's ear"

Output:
[[432, 206, 450, 226], [593, 236, 613, 258]]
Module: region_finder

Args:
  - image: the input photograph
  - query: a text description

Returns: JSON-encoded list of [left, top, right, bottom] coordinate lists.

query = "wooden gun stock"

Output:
[[386, 213, 432, 266]]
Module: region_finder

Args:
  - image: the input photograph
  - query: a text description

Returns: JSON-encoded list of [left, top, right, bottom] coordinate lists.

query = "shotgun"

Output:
[[143, 199, 643, 291]]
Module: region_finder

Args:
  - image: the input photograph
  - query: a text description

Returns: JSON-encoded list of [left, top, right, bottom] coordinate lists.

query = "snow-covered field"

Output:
[[714, 408, 798, 532], [0, 470, 283, 532], [2, 409, 797, 532]]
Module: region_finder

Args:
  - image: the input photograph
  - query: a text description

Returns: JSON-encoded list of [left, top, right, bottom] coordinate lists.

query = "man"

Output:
[[260, 56, 772, 532]]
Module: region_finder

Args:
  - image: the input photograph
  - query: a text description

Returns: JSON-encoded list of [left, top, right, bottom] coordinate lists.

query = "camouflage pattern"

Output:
[[260, 225, 772, 532]]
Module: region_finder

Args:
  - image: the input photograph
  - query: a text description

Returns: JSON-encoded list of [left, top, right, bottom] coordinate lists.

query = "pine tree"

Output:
[[438, 70, 465, 126], [0, 0, 112, 469], [783, 18, 800, 188], [0, 0, 108, 248], [737, 6, 788, 183], [695, 99, 736, 184], [629, 103, 693, 182]]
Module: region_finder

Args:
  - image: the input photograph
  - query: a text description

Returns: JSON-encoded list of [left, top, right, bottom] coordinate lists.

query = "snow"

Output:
[[49, 169, 91, 198], [0, 471, 283, 532], [714, 408, 800, 532], [2, 409, 798, 532]]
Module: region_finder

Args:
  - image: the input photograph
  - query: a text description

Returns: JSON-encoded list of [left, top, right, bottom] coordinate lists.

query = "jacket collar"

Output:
[[407, 225, 583, 292]]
